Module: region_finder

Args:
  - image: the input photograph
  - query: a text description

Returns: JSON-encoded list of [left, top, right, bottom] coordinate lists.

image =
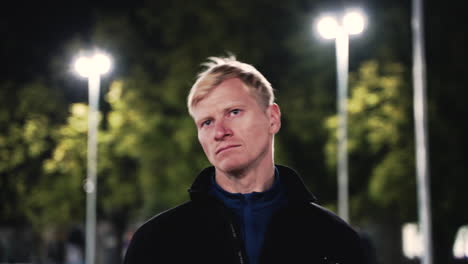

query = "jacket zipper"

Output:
[[228, 221, 246, 264], [211, 197, 247, 264]]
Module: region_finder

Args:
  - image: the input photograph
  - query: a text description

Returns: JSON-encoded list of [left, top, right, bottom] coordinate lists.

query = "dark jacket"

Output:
[[123, 165, 368, 264]]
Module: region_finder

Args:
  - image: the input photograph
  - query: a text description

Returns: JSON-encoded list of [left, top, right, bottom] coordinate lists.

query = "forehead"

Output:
[[191, 78, 258, 118]]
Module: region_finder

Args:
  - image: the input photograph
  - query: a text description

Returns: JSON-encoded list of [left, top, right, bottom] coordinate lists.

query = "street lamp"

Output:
[[74, 51, 112, 264], [316, 9, 366, 222]]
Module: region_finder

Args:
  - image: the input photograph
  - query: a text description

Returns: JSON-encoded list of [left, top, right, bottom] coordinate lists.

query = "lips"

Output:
[[215, 144, 241, 155]]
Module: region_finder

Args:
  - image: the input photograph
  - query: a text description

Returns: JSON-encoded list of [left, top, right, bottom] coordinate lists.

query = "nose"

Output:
[[214, 119, 232, 141]]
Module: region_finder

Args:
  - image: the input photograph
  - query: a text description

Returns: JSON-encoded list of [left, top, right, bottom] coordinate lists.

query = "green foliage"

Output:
[[0, 80, 64, 226], [31, 100, 144, 229], [324, 60, 416, 220], [102, 75, 208, 218], [28, 104, 89, 229], [369, 149, 414, 208]]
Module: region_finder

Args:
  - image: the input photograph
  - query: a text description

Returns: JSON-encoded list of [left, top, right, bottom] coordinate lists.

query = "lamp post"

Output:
[[316, 10, 366, 222], [411, 0, 432, 262], [74, 51, 112, 264]]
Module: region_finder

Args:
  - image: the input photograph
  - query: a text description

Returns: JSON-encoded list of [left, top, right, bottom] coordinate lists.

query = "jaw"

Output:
[[215, 142, 273, 178]]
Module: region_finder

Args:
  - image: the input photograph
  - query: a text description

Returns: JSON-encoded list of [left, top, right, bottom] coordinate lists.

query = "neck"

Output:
[[215, 158, 275, 194]]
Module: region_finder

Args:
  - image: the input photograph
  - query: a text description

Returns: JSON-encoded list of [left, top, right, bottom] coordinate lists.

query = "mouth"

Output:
[[216, 145, 241, 155]]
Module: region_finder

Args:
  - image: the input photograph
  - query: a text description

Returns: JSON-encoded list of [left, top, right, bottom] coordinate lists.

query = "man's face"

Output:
[[191, 78, 280, 174]]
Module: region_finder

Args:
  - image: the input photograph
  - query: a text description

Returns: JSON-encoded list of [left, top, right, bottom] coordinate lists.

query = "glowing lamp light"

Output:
[[316, 10, 366, 39], [74, 53, 112, 78], [317, 16, 339, 39], [453, 225, 468, 259], [402, 223, 423, 259], [343, 11, 366, 35]]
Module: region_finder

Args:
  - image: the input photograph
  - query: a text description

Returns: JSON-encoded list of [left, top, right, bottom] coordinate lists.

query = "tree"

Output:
[[0, 80, 65, 226], [0, 80, 67, 262], [34, 101, 143, 260], [324, 60, 416, 263]]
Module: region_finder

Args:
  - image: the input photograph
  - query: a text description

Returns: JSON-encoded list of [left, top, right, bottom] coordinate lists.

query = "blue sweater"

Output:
[[209, 167, 288, 264]]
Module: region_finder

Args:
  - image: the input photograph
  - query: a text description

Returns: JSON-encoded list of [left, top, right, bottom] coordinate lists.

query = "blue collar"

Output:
[[208, 167, 287, 264], [209, 167, 282, 209]]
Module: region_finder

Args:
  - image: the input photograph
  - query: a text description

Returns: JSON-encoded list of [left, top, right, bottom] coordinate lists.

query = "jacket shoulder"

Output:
[[134, 200, 195, 237], [306, 202, 361, 239], [123, 201, 197, 263], [308, 202, 352, 226], [308, 202, 368, 263], [264, 201, 367, 263]]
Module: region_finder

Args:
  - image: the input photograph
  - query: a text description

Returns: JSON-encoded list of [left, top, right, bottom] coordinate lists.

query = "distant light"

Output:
[[83, 179, 95, 193], [317, 16, 339, 39], [74, 52, 112, 78], [343, 11, 366, 35], [453, 225, 468, 259], [93, 54, 112, 75], [402, 223, 423, 259]]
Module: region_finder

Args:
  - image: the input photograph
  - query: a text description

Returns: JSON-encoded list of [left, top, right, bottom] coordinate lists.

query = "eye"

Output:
[[230, 109, 241, 116], [201, 119, 212, 128]]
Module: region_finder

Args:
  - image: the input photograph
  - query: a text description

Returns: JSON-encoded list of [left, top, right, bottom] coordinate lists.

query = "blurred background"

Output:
[[1, 0, 467, 263]]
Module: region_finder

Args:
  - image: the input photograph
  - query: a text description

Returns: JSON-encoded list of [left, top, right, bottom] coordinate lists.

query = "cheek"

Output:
[[248, 120, 270, 137], [198, 133, 211, 153], [251, 123, 272, 147]]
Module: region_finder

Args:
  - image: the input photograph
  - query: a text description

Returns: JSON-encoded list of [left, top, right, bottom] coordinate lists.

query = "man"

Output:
[[123, 56, 367, 264]]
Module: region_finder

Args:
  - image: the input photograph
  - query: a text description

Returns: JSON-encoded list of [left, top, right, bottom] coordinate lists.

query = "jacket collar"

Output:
[[188, 165, 317, 203]]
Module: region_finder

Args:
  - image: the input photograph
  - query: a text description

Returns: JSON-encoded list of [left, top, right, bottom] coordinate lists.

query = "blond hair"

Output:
[[187, 55, 274, 116]]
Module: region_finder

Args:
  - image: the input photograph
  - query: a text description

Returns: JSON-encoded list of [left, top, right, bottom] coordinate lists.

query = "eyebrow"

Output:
[[195, 103, 247, 124], [223, 103, 246, 113]]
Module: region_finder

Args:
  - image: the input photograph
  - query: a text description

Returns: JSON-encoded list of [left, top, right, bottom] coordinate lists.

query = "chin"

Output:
[[215, 159, 249, 175]]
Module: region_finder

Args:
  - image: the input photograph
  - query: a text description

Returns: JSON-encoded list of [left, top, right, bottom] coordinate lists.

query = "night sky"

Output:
[[1, 1, 144, 83], [1, 1, 467, 100], [2, 3, 89, 82]]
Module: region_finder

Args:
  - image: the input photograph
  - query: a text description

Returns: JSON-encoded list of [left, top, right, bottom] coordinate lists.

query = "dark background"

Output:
[[1, 0, 467, 263]]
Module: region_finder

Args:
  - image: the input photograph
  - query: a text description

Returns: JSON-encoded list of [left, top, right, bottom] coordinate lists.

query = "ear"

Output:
[[268, 103, 281, 134]]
